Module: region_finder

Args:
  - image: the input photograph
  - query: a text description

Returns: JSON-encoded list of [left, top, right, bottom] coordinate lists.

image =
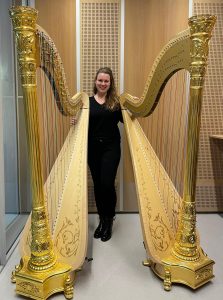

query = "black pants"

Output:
[[88, 137, 121, 218]]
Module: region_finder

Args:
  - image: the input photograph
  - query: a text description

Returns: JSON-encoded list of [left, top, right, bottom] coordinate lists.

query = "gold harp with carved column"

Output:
[[10, 6, 89, 300], [120, 14, 216, 290]]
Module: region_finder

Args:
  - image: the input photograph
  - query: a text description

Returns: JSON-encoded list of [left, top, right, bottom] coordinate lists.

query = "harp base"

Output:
[[143, 250, 214, 291], [12, 256, 74, 300]]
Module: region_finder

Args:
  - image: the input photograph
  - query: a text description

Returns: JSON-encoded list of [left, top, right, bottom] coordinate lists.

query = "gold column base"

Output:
[[143, 249, 214, 291], [12, 256, 74, 300]]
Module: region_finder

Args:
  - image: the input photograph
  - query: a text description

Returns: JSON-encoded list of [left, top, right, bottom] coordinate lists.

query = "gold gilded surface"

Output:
[[172, 15, 216, 262], [146, 252, 214, 290], [9, 5, 56, 273], [14, 256, 73, 300], [121, 14, 215, 290], [10, 6, 89, 299], [9, 6, 37, 87]]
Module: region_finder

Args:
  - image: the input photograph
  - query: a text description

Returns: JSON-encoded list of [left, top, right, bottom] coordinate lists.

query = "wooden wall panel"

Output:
[[124, 0, 188, 97], [123, 0, 189, 211], [35, 0, 76, 95]]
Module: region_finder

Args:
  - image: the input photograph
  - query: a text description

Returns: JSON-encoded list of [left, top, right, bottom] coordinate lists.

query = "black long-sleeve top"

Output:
[[88, 96, 123, 141]]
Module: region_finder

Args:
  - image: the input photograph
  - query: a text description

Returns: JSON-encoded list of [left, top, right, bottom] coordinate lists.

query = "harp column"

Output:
[[172, 14, 216, 261], [10, 6, 73, 300], [160, 14, 216, 291]]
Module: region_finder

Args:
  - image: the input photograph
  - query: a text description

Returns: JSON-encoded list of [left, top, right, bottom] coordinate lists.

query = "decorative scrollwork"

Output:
[[195, 267, 213, 281], [148, 213, 171, 252], [189, 15, 216, 88], [15, 32, 35, 55], [55, 217, 80, 258], [17, 282, 39, 294]]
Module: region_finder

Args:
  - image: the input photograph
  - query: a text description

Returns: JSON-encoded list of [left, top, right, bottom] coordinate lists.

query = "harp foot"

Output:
[[13, 255, 73, 300], [11, 270, 16, 284], [11, 259, 24, 283], [142, 259, 152, 267], [64, 275, 74, 299], [163, 267, 172, 291]]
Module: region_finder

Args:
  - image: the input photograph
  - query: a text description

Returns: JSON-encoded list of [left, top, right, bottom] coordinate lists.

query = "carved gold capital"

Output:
[[9, 6, 38, 86], [9, 6, 37, 29], [189, 15, 216, 88]]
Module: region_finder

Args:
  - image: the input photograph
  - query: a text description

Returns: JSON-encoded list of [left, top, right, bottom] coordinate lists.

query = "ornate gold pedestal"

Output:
[[12, 257, 74, 300], [144, 250, 214, 291]]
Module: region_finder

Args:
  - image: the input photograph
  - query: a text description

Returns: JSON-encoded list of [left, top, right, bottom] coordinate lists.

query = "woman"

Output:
[[88, 67, 123, 242]]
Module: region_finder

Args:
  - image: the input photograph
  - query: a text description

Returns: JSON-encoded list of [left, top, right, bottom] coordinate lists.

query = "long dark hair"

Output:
[[93, 67, 120, 111]]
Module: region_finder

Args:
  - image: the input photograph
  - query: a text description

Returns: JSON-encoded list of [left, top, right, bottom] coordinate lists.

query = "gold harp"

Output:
[[10, 6, 89, 300], [120, 14, 216, 290], [10, 4, 216, 300]]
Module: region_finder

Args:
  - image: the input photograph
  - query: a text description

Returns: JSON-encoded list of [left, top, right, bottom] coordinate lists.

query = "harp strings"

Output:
[[37, 31, 72, 231], [139, 70, 189, 233]]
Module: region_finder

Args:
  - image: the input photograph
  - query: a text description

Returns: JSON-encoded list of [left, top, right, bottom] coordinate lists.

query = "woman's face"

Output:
[[95, 73, 111, 95]]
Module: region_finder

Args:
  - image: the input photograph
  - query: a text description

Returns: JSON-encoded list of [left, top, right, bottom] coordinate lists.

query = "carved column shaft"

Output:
[[172, 15, 216, 260], [9, 6, 56, 271]]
